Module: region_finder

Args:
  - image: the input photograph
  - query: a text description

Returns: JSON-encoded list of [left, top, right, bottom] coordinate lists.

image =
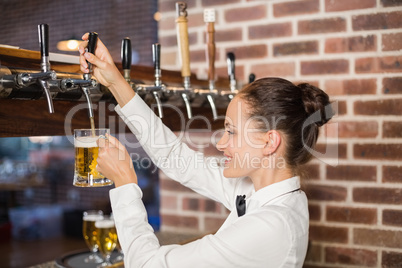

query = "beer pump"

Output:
[[60, 32, 99, 126], [175, 1, 193, 119], [123, 39, 165, 118], [0, 24, 57, 113], [201, 8, 218, 121], [219, 52, 238, 100]]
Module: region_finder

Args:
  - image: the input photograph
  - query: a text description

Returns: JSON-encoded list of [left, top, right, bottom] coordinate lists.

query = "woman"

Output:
[[79, 33, 332, 267]]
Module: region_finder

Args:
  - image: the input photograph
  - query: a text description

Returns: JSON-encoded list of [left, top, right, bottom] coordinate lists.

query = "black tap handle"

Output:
[[38, 24, 49, 57], [249, 73, 256, 84], [121, 37, 132, 70], [152, 43, 161, 70], [227, 52, 235, 79], [87, 32, 98, 54]]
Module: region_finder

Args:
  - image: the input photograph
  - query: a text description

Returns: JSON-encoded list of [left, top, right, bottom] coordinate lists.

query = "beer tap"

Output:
[[220, 52, 237, 100], [122, 37, 132, 84], [175, 1, 193, 119], [131, 43, 165, 118], [0, 24, 57, 113], [60, 32, 98, 124], [203, 8, 218, 121]]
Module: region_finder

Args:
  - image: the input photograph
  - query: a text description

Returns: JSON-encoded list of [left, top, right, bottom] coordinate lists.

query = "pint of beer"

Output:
[[82, 210, 104, 263], [73, 128, 113, 187], [95, 216, 118, 265]]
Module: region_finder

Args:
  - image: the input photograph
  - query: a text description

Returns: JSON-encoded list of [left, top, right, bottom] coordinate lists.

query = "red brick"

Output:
[[305, 243, 322, 263], [325, 247, 377, 266], [354, 228, 402, 248], [161, 214, 199, 229], [327, 165, 377, 181], [383, 166, 402, 183], [188, 12, 205, 28], [301, 60, 349, 75], [273, 41, 318, 56], [383, 77, 402, 94], [383, 121, 402, 138], [202, 0, 240, 6], [325, 35, 376, 53], [353, 187, 402, 204], [325, 0, 376, 11], [249, 22, 292, 39], [205, 217, 226, 232], [216, 65, 245, 82], [382, 251, 402, 268], [314, 143, 347, 159], [337, 101, 347, 115], [309, 224, 348, 243], [382, 33, 402, 51], [338, 121, 378, 138], [325, 79, 377, 95], [250, 62, 295, 77], [215, 28, 242, 42], [225, 44, 267, 60], [383, 209, 402, 227], [355, 56, 402, 73], [355, 144, 402, 160], [159, 16, 176, 31], [353, 11, 402, 31], [308, 204, 321, 221], [190, 49, 206, 63], [354, 99, 402, 115], [273, 0, 319, 17], [161, 195, 178, 210], [225, 5, 266, 23], [326, 206, 377, 224], [299, 18, 346, 35], [204, 199, 218, 212], [182, 197, 200, 211], [160, 35, 178, 47], [305, 184, 347, 201], [160, 176, 194, 193], [304, 164, 320, 180], [381, 0, 402, 6]]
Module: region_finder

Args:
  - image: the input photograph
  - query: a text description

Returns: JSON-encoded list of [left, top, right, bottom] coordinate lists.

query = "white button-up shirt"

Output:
[[110, 94, 309, 267]]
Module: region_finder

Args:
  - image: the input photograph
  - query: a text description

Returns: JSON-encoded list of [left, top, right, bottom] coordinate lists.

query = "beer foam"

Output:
[[75, 136, 98, 148], [83, 214, 104, 221], [95, 219, 115, 228]]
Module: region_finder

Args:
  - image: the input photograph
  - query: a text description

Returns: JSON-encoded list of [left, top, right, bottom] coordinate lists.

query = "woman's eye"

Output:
[[226, 130, 234, 135]]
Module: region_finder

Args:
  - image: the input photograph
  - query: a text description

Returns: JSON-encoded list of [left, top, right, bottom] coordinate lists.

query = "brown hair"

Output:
[[238, 77, 333, 173]]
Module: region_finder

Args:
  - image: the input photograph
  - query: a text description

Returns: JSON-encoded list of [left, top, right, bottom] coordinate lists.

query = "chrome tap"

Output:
[[0, 24, 57, 113]]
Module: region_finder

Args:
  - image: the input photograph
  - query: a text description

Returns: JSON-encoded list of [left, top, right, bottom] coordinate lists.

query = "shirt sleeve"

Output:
[[110, 183, 292, 268], [115, 94, 252, 210]]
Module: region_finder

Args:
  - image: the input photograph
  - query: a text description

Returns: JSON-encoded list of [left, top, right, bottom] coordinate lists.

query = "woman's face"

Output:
[[216, 96, 267, 179]]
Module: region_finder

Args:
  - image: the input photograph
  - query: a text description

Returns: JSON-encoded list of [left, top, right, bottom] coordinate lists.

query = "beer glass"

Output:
[[73, 128, 113, 187], [95, 215, 118, 267], [83, 210, 104, 263]]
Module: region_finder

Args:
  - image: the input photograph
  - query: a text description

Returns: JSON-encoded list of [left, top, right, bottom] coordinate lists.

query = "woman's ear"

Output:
[[262, 130, 281, 156]]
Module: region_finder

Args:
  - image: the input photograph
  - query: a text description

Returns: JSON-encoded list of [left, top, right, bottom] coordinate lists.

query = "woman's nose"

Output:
[[216, 132, 228, 151]]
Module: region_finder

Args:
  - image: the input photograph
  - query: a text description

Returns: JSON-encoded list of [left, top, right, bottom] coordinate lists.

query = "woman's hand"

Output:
[[97, 134, 138, 188], [78, 33, 135, 106]]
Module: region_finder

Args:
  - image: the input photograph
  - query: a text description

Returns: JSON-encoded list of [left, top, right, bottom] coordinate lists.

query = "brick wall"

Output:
[[157, 0, 402, 267]]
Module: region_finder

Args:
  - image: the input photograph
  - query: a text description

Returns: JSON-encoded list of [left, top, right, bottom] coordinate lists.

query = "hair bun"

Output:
[[298, 83, 333, 127]]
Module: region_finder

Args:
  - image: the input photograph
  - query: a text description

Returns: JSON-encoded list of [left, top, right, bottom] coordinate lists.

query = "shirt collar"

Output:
[[246, 176, 301, 212]]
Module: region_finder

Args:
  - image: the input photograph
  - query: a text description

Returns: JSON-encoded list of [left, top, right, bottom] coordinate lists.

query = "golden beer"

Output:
[[73, 129, 113, 187], [83, 213, 104, 251], [95, 219, 118, 260]]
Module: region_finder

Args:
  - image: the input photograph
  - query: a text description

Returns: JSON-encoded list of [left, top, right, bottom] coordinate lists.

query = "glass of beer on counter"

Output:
[[95, 215, 118, 267], [83, 210, 104, 263], [73, 128, 113, 187]]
